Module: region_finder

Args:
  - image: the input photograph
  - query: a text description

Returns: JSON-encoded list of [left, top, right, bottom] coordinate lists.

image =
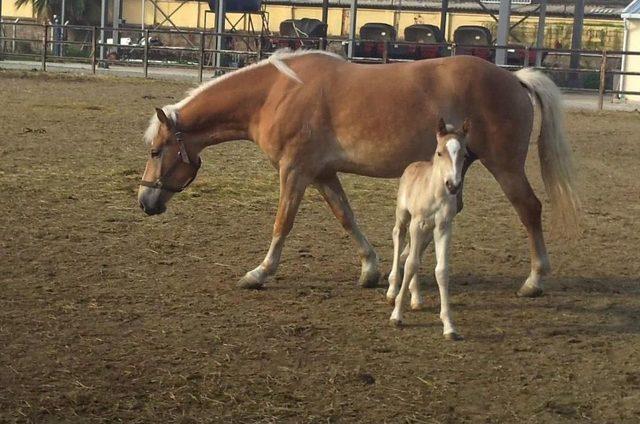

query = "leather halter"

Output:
[[139, 130, 201, 193]]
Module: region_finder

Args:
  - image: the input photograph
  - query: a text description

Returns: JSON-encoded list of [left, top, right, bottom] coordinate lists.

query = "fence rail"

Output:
[[1, 21, 639, 109]]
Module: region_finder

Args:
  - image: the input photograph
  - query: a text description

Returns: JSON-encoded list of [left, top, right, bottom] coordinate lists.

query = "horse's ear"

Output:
[[462, 118, 471, 136], [437, 118, 447, 136], [155, 107, 172, 128]]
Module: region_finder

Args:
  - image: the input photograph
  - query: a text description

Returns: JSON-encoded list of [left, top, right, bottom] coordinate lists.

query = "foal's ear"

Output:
[[437, 118, 447, 136], [462, 118, 471, 136], [155, 107, 173, 128]]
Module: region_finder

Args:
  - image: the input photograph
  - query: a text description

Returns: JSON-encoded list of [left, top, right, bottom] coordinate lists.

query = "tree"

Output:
[[14, 0, 102, 25]]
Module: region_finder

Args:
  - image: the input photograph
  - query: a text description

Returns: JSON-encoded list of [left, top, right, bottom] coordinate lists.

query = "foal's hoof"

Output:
[[411, 302, 426, 311], [359, 269, 381, 288], [389, 318, 402, 327], [444, 332, 463, 341], [237, 274, 264, 290], [517, 284, 544, 298]]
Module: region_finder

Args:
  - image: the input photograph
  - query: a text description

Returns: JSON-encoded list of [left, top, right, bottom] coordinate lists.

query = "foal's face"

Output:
[[435, 118, 469, 195], [138, 109, 201, 215]]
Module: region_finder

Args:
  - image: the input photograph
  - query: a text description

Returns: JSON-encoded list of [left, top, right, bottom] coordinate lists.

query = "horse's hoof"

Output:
[[386, 296, 397, 306], [444, 332, 463, 341], [517, 284, 544, 298], [389, 318, 402, 327], [411, 302, 426, 311], [237, 275, 264, 290], [359, 269, 381, 288]]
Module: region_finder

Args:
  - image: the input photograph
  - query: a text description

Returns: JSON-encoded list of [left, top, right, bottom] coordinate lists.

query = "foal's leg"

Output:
[[390, 220, 426, 326], [386, 209, 409, 304], [409, 233, 433, 310], [237, 167, 307, 289], [315, 174, 380, 288], [433, 222, 461, 340], [490, 168, 550, 297]]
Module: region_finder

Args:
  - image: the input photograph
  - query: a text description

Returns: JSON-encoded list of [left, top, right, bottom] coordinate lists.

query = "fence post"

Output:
[[598, 50, 607, 111], [450, 42, 456, 57], [42, 24, 48, 71], [256, 34, 263, 61], [198, 31, 205, 83], [524, 46, 530, 67], [382, 41, 388, 64], [143, 29, 149, 78], [91, 26, 97, 74]]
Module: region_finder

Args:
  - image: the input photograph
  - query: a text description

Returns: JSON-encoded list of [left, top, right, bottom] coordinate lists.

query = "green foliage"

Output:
[[13, 0, 101, 24]]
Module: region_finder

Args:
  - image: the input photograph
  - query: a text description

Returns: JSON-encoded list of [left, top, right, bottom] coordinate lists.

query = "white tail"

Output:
[[516, 68, 580, 235]]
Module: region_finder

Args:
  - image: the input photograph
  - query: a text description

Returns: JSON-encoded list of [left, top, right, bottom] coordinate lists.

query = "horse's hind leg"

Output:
[[487, 166, 550, 297], [238, 166, 307, 289], [315, 174, 380, 288]]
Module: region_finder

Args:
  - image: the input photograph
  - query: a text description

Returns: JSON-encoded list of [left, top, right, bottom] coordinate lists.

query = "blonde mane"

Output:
[[143, 50, 344, 144]]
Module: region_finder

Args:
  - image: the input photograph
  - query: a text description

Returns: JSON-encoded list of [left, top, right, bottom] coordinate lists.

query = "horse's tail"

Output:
[[515, 68, 580, 236]]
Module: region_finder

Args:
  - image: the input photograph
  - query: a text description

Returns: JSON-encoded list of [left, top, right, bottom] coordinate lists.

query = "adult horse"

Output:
[[138, 50, 579, 297]]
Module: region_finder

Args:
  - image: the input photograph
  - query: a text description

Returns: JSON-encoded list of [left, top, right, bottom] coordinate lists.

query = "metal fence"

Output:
[[1, 21, 640, 110]]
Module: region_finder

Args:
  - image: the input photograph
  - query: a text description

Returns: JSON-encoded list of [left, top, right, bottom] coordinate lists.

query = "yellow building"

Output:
[[0, 0, 625, 50]]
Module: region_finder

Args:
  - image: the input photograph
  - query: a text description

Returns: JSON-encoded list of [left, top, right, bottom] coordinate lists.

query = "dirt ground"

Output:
[[1, 70, 639, 423]]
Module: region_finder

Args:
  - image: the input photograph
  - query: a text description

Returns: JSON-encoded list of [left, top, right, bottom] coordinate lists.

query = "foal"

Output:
[[387, 118, 469, 340]]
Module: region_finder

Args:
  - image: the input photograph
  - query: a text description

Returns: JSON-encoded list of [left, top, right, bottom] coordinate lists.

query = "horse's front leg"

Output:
[[315, 174, 380, 288], [390, 219, 426, 326], [433, 221, 461, 340], [237, 167, 307, 289], [386, 209, 409, 304], [409, 232, 433, 310]]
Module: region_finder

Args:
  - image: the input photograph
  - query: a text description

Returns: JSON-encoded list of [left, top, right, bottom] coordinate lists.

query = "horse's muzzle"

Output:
[[139, 199, 166, 215], [446, 181, 461, 195]]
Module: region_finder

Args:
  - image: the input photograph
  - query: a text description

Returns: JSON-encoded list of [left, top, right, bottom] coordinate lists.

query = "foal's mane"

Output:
[[143, 49, 344, 145]]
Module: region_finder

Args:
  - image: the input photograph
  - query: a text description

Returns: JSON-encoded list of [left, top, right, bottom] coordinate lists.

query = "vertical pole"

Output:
[[598, 50, 607, 110], [198, 31, 205, 82], [114, 0, 122, 48], [495, 0, 511, 65], [141, 0, 146, 32], [321, 0, 329, 25], [257, 32, 263, 60], [569, 0, 585, 88], [100, 0, 107, 63], [535, 0, 547, 67], [13, 20, 18, 55], [382, 40, 388, 63], [0, 1, 4, 60], [524, 45, 529, 67], [440, 0, 448, 40], [42, 24, 48, 71], [143, 28, 149, 78], [619, 19, 629, 99], [61, 0, 66, 56], [92, 26, 97, 74], [215, 0, 226, 71], [347, 0, 357, 59]]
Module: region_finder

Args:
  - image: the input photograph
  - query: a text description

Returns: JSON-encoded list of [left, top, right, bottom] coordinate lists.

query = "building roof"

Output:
[[262, 0, 631, 18], [621, 0, 640, 17]]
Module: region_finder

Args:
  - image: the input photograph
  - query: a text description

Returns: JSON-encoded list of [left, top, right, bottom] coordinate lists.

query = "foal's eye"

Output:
[[150, 149, 161, 158], [437, 151, 442, 157]]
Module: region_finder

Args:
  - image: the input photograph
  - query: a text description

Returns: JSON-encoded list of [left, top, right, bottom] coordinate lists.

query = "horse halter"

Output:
[[139, 129, 202, 193]]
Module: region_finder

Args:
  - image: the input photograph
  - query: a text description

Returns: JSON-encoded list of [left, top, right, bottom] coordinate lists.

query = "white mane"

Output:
[[143, 49, 344, 144]]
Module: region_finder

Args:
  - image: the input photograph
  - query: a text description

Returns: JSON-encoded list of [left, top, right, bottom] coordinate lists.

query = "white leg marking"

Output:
[[387, 216, 407, 303], [434, 223, 458, 337], [390, 221, 425, 325]]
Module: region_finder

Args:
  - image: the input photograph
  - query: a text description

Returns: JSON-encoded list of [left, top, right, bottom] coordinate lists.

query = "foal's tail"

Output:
[[515, 68, 580, 235]]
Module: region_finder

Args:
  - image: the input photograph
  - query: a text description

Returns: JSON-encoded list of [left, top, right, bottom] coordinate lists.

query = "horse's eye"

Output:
[[150, 149, 161, 158], [437, 151, 442, 157]]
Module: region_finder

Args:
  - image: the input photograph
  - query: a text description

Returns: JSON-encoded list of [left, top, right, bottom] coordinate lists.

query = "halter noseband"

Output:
[[139, 129, 202, 193]]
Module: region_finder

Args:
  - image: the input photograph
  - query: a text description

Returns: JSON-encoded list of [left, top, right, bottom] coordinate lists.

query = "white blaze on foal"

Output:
[[387, 118, 470, 340]]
